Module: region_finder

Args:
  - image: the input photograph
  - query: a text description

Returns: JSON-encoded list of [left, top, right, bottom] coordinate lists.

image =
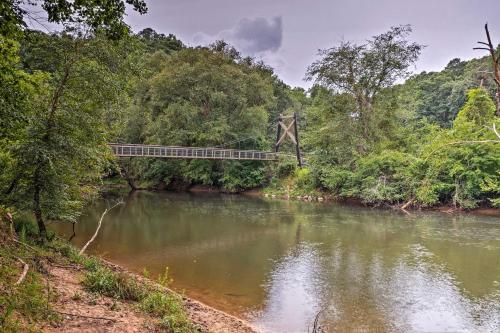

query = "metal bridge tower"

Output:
[[275, 112, 303, 167]]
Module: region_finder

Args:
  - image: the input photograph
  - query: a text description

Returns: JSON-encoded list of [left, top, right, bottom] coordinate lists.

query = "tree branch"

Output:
[[55, 311, 117, 322], [493, 123, 500, 139], [14, 257, 29, 286], [425, 139, 500, 161], [79, 201, 123, 255]]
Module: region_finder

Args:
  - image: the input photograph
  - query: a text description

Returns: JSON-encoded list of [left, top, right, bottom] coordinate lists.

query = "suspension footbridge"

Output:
[[110, 113, 304, 166]]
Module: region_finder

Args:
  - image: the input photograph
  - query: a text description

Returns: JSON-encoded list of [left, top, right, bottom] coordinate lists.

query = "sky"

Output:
[[29, 0, 500, 88]]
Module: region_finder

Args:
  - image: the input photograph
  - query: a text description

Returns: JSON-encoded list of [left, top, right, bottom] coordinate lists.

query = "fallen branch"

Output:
[[14, 257, 29, 286], [55, 310, 117, 322], [424, 139, 500, 161], [401, 198, 415, 210], [79, 201, 123, 255], [11, 238, 38, 253], [310, 310, 323, 333], [493, 123, 500, 139]]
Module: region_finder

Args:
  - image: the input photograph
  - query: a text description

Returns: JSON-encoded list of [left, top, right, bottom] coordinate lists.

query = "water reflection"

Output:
[[49, 191, 500, 332]]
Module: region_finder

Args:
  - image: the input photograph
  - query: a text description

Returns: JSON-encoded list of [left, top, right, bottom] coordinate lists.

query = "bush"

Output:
[[294, 167, 314, 190], [0, 247, 57, 332], [275, 158, 296, 178], [82, 266, 144, 301], [140, 291, 192, 332]]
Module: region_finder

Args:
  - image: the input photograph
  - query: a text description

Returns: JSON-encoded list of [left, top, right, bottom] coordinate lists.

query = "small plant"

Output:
[[109, 301, 119, 311], [82, 266, 144, 301], [71, 292, 82, 301], [157, 267, 173, 287], [82, 256, 101, 272], [140, 291, 192, 332], [87, 293, 98, 306]]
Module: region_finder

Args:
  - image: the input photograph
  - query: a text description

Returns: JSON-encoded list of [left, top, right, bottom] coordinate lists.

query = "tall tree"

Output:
[[1, 31, 144, 241], [0, 0, 147, 38], [306, 25, 423, 149]]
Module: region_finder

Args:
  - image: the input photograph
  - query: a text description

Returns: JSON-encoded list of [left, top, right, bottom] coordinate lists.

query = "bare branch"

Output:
[[477, 41, 490, 47], [493, 123, 500, 139], [14, 257, 29, 286], [473, 47, 491, 51], [55, 311, 117, 322], [79, 201, 123, 255], [425, 139, 500, 161]]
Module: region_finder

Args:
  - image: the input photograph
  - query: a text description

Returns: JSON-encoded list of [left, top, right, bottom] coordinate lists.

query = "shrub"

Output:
[[140, 292, 192, 333], [82, 266, 144, 301]]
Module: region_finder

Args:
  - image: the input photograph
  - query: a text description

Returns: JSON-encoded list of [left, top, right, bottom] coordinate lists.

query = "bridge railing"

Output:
[[108, 143, 279, 161]]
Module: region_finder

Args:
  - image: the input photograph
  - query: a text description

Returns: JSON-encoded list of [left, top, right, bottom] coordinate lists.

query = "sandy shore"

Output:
[[42, 258, 260, 333]]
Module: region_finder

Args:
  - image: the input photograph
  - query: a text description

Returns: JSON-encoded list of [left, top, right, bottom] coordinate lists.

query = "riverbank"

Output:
[[103, 177, 500, 218], [0, 217, 258, 333]]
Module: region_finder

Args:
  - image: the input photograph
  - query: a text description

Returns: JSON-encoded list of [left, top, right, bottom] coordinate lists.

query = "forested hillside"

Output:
[[270, 27, 500, 209], [1, 15, 499, 246]]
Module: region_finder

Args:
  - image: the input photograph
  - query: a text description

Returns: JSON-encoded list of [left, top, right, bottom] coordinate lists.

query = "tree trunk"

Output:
[[495, 90, 500, 117], [475, 24, 500, 116], [33, 167, 47, 242]]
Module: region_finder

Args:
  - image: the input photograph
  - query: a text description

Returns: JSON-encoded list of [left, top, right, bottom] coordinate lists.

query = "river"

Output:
[[49, 191, 500, 333]]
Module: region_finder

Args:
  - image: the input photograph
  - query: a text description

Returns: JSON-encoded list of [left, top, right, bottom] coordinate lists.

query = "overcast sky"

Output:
[[29, 0, 500, 88], [122, 0, 500, 88]]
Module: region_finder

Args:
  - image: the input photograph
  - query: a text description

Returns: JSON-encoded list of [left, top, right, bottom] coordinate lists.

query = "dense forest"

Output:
[[1, 1, 500, 244]]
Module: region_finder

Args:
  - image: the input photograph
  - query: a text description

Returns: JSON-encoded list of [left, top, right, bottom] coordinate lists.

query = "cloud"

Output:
[[230, 16, 283, 54], [193, 16, 283, 55]]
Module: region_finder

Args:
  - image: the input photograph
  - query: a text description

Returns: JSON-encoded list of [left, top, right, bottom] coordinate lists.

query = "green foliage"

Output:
[[453, 88, 496, 127], [140, 292, 192, 333], [419, 88, 500, 208], [0, 256, 55, 332], [82, 265, 144, 301], [82, 259, 193, 331], [306, 25, 423, 149], [0, 30, 148, 238], [1, 0, 147, 39], [137, 28, 184, 54], [275, 158, 297, 178], [0, 232, 58, 332], [121, 45, 281, 191], [398, 57, 497, 127]]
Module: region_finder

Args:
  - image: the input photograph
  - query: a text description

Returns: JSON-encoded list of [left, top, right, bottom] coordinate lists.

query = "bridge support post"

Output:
[[275, 112, 303, 167]]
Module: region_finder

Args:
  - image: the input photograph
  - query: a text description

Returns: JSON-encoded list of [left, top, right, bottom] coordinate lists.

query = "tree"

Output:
[[120, 46, 277, 191], [1, 31, 144, 241], [137, 28, 184, 54], [0, 0, 147, 38], [306, 25, 423, 148], [420, 88, 500, 208]]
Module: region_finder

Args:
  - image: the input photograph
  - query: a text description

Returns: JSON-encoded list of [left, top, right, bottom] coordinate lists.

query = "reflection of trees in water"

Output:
[[49, 192, 500, 332], [253, 211, 500, 332]]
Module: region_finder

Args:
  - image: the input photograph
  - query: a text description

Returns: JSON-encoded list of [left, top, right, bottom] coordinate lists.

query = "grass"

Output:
[[1, 214, 195, 333], [82, 264, 144, 301], [0, 233, 59, 332], [81, 261, 195, 332], [140, 292, 193, 332]]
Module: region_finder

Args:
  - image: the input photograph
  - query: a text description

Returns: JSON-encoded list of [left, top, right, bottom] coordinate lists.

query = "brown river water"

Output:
[[49, 191, 500, 333]]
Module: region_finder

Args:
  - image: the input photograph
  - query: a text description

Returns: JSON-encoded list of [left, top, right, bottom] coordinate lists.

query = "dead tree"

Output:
[[474, 23, 500, 116], [79, 201, 123, 255]]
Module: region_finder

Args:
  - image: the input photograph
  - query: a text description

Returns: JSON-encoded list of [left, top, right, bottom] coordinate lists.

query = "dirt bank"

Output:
[[40, 259, 259, 333]]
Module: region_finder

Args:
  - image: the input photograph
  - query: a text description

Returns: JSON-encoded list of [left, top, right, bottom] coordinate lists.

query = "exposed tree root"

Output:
[[14, 257, 29, 286]]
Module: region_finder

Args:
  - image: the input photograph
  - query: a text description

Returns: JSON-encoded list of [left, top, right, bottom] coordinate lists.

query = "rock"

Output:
[[318, 197, 324, 202], [271, 194, 276, 198]]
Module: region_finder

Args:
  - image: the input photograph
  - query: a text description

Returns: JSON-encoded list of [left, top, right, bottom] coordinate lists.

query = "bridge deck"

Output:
[[109, 143, 279, 161]]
